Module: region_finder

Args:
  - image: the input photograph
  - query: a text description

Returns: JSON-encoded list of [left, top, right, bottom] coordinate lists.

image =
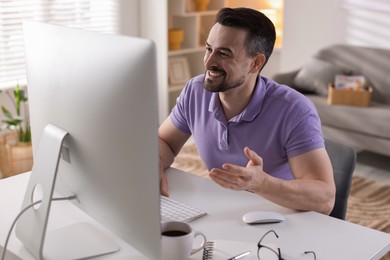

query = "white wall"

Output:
[[262, 50, 281, 79], [118, 0, 168, 122], [281, 0, 348, 72], [138, 0, 168, 122], [280, 0, 390, 72], [344, 9, 390, 48], [118, 0, 139, 36]]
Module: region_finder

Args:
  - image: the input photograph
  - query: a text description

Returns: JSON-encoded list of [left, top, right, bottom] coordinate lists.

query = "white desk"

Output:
[[1, 168, 390, 260]]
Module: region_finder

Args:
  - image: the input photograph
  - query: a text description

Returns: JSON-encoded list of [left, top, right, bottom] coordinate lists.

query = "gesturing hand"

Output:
[[209, 147, 265, 192], [160, 166, 169, 197]]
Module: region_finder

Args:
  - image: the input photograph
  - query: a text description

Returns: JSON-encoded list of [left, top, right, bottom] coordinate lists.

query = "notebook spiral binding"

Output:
[[202, 241, 215, 260]]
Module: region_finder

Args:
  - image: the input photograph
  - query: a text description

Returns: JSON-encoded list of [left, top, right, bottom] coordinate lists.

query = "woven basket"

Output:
[[327, 84, 372, 107], [0, 131, 33, 178]]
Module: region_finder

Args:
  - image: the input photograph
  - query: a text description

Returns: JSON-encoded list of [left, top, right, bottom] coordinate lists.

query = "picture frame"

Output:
[[168, 56, 191, 85]]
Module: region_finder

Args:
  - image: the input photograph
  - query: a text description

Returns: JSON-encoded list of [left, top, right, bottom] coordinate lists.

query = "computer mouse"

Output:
[[242, 211, 285, 224]]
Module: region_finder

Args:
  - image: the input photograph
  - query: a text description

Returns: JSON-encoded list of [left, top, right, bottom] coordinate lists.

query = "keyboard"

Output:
[[160, 196, 207, 223]]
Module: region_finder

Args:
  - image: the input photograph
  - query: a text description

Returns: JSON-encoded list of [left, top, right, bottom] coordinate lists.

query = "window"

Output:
[[0, 0, 120, 89]]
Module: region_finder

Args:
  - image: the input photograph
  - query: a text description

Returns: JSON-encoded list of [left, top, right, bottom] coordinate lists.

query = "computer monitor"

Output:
[[16, 22, 161, 259]]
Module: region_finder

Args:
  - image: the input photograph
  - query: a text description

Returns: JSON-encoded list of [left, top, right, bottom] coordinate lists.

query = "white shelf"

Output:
[[168, 85, 185, 92], [168, 46, 205, 56], [173, 10, 219, 17]]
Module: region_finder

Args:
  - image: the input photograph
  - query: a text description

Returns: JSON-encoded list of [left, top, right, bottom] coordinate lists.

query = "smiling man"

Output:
[[158, 7, 336, 215]]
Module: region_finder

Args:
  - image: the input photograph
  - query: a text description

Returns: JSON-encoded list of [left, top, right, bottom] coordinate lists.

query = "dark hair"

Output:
[[216, 7, 276, 64]]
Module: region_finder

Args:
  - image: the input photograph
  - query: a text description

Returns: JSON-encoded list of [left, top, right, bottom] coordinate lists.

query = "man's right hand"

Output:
[[158, 117, 191, 197], [160, 169, 169, 197]]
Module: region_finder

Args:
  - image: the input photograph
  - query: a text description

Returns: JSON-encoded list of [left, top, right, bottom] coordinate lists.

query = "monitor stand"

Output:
[[15, 124, 119, 259]]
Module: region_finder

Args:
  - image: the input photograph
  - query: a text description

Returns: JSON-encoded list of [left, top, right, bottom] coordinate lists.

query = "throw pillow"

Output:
[[293, 58, 348, 96]]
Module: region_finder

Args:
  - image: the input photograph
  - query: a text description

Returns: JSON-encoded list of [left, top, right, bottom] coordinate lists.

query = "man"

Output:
[[159, 7, 335, 215]]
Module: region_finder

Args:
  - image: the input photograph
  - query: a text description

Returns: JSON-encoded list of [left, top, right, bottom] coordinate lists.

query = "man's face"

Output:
[[203, 23, 255, 93]]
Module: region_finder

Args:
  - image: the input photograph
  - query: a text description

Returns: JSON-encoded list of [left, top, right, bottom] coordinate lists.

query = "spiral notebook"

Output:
[[190, 240, 279, 260]]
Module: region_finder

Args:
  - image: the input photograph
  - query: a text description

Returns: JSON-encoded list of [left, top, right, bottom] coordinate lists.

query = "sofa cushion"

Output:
[[308, 95, 390, 139], [315, 45, 390, 103], [293, 57, 350, 96]]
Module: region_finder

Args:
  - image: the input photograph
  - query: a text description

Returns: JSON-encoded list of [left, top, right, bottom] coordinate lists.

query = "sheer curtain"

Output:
[[0, 0, 120, 89]]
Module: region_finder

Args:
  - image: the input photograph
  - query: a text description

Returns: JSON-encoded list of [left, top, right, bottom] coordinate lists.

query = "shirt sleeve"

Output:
[[284, 98, 325, 158], [169, 81, 192, 134]]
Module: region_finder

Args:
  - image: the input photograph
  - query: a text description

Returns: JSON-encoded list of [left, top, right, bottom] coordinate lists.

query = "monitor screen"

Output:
[[17, 22, 161, 259]]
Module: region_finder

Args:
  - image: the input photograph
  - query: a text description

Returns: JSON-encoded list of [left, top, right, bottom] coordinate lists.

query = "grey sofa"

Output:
[[273, 44, 390, 157]]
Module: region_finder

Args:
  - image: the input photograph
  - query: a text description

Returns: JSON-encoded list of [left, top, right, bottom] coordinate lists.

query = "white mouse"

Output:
[[242, 211, 285, 224]]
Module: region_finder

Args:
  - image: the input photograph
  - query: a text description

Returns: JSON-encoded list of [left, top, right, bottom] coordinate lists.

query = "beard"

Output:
[[203, 68, 245, 93]]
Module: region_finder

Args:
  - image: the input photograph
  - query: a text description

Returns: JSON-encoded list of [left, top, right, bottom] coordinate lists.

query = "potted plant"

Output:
[[0, 84, 33, 178]]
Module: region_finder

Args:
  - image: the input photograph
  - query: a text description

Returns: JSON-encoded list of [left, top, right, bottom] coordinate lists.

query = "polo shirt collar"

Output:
[[208, 76, 266, 123], [209, 92, 226, 123]]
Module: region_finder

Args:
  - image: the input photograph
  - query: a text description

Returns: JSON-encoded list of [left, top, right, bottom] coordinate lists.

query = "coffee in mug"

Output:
[[161, 221, 207, 260]]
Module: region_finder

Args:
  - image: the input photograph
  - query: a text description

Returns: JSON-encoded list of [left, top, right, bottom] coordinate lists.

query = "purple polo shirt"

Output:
[[170, 75, 324, 180]]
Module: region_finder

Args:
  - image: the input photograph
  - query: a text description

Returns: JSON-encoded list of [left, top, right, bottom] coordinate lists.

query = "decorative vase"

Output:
[[0, 131, 33, 178], [168, 28, 184, 51], [194, 0, 210, 12]]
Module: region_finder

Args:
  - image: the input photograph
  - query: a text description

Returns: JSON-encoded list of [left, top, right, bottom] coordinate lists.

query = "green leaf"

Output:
[[1, 106, 13, 119], [19, 89, 28, 102], [2, 84, 31, 142], [24, 125, 32, 142], [1, 118, 22, 126], [14, 84, 21, 115]]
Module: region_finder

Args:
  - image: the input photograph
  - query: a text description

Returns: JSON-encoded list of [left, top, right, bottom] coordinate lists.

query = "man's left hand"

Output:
[[209, 147, 265, 192]]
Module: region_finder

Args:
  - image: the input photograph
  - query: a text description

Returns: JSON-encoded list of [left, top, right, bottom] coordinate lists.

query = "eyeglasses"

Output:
[[257, 230, 317, 260]]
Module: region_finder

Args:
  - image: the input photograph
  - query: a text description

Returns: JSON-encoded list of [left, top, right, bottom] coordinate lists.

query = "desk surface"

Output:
[[1, 168, 390, 260]]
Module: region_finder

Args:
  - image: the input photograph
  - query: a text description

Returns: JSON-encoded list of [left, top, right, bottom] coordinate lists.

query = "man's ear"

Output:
[[251, 53, 266, 73]]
